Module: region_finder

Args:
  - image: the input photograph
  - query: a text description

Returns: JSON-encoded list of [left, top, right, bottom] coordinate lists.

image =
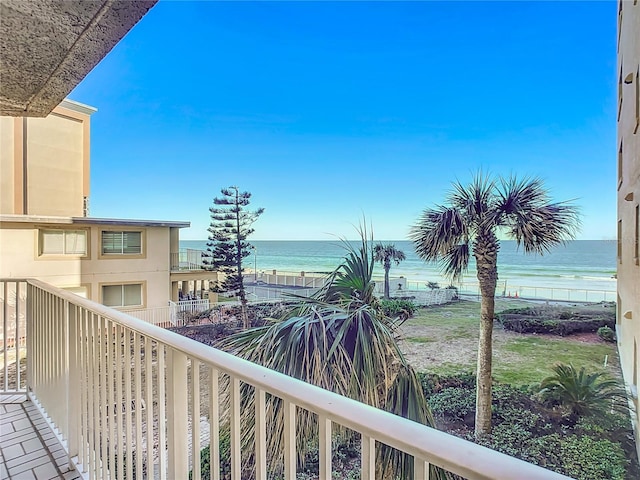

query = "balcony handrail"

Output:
[[2, 278, 572, 479]]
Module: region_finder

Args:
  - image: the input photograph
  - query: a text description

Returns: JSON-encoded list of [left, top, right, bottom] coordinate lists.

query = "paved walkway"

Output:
[[0, 395, 81, 480]]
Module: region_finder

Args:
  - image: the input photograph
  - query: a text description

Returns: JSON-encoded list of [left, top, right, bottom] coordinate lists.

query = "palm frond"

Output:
[[218, 224, 445, 477], [374, 243, 407, 266], [448, 172, 496, 219], [410, 206, 468, 260], [496, 176, 580, 253]]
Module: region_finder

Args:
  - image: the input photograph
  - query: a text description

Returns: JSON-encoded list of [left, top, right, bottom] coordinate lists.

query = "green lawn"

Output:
[[401, 299, 619, 387]]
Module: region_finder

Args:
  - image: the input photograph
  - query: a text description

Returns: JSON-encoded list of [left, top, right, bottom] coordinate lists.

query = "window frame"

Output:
[[635, 204, 639, 265], [635, 67, 639, 134], [100, 281, 146, 308], [37, 227, 89, 258], [618, 219, 623, 263], [99, 229, 146, 259]]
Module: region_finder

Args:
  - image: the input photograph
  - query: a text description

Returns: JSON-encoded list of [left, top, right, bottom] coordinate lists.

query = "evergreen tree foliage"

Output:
[[206, 186, 263, 328]]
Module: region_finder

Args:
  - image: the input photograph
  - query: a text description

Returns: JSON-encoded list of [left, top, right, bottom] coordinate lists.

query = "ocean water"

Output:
[[181, 240, 617, 298]]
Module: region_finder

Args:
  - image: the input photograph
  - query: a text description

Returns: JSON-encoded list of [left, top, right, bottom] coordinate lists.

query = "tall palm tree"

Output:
[[221, 229, 445, 479], [410, 173, 579, 438], [374, 243, 406, 299]]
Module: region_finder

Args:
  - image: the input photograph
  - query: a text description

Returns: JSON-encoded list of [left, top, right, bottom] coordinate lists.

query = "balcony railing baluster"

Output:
[[209, 365, 220, 480], [318, 415, 332, 480], [283, 398, 296, 479], [255, 386, 267, 480], [230, 375, 241, 479], [361, 434, 375, 480], [192, 358, 201, 480], [144, 335, 154, 480]]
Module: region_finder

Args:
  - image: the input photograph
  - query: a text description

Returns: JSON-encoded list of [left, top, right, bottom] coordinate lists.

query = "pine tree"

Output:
[[206, 186, 264, 328]]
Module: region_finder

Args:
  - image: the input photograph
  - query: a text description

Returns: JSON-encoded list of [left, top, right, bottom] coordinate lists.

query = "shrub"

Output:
[[597, 326, 616, 342], [557, 435, 628, 480], [190, 428, 231, 480], [417, 371, 476, 397], [538, 363, 629, 420], [497, 312, 614, 336], [379, 299, 417, 320], [427, 387, 475, 423]]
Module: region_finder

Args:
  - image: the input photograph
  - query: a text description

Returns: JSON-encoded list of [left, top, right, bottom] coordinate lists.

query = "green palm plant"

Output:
[[410, 172, 580, 437], [373, 243, 406, 299], [220, 228, 445, 479], [539, 363, 629, 421]]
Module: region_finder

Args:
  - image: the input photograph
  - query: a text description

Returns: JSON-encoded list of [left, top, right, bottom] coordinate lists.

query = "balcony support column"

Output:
[[171, 281, 179, 302]]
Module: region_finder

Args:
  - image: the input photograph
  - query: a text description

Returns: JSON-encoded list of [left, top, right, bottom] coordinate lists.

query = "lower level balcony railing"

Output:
[[0, 278, 573, 479]]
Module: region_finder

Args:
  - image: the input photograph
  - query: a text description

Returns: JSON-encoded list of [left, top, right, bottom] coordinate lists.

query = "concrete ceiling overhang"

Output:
[[0, 0, 157, 117]]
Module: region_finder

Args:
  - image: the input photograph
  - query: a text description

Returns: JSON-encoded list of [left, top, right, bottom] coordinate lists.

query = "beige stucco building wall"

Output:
[[0, 99, 218, 312], [617, 0, 640, 461], [0, 216, 188, 310], [0, 99, 93, 217]]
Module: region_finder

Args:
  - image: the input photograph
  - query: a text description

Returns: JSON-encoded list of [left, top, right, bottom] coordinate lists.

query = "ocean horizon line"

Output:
[[182, 239, 617, 243]]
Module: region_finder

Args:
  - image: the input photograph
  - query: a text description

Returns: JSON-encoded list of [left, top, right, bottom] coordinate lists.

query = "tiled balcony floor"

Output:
[[0, 395, 81, 480]]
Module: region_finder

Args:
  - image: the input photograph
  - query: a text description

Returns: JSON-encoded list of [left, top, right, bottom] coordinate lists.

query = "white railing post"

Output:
[[318, 415, 332, 479], [209, 366, 220, 480], [230, 376, 241, 479], [255, 388, 267, 480], [167, 348, 189, 479], [3, 281, 8, 392], [361, 434, 375, 480], [26, 282, 33, 398], [283, 399, 296, 479], [67, 303, 79, 470], [414, 457, 430, 479]]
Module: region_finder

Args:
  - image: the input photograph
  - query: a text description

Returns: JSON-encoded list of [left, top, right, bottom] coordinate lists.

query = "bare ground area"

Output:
[[397, 298, 620, 385]]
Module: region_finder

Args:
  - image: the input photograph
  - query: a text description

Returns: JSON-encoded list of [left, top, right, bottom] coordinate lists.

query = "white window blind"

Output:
[[102, 231, 142, 254], [41, 230, 87, 255]]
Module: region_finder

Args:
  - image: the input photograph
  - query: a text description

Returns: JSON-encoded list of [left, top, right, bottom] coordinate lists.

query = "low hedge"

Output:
[[496, 307, 615, 336]]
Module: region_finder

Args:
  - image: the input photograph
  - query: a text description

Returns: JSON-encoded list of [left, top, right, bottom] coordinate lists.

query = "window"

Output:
[[618, 219, 623, 263], [102, 284, 143, 307], [618, 140, 623, 188], [102, 231, 142, 255], [40, 229, 87, 255], [618, 0, 623, 52], [635, 205, 639, 263], [618, 63, 623, 121], [635, 67, 639, 133]]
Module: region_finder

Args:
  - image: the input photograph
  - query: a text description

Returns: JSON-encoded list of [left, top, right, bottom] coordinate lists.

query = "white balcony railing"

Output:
[[121, 299, 211, 327], [0, 278, 573, 480], [171, 249, 208, 271]]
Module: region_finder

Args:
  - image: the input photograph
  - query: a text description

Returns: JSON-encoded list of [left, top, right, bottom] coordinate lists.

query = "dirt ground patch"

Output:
[[398, 299, 620, 385]]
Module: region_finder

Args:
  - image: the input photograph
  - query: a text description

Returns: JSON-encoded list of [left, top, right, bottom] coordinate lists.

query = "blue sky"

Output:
[[70, 1, 617, 241]]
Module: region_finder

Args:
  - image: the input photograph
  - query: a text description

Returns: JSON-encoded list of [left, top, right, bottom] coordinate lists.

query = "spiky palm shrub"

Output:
[[410, 173, 579, 437], [539, 364, 629, 422], [220, 231, 445, 479]]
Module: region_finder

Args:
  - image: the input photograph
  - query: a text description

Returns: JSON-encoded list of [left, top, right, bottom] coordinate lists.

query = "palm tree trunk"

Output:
[[384, 263, 390, 299], [473, 236, 498, 438]]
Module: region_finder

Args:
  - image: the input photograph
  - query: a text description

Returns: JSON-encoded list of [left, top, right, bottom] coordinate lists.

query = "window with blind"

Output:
[[40, 229, 87, 255], [102, 284, 143, 307], [101, 231, 142, 255]]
